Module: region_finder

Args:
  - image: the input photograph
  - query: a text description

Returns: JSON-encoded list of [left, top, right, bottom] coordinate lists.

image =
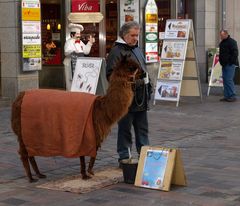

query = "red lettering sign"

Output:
[[71, 0, 99, 12]]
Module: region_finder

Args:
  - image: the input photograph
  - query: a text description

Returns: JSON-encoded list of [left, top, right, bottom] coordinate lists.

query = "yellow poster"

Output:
[[23, 45, 41, 58], [22, 8, 40, 21]]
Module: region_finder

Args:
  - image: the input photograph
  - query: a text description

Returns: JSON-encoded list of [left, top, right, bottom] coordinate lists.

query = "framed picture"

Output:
[[71, 57, 102, 94], [154, 80, 180, 101], [158, 60, 184, 80], [161, 40, 187, 60], [135, 146, 177, 191], [164, 19, 190, 39]]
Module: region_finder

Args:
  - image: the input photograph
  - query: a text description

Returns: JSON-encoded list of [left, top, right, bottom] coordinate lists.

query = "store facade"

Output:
[[0, 0, 238, 101]]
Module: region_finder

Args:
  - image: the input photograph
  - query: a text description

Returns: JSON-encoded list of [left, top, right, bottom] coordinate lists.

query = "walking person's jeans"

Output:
[[222, 64, 236, 98], [117, 111, 149, 160]]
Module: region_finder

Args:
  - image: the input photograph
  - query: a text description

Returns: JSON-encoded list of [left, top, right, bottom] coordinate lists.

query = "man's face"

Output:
[[123, 28, 140, 46], [220, 31, 228, 40], [74, 32, 81, 39]]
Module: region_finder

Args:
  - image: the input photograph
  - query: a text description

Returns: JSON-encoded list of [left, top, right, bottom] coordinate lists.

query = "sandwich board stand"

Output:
[[134, 146, 187, 191], [153, 19, 202, 107], [207, 53, 223, 96]]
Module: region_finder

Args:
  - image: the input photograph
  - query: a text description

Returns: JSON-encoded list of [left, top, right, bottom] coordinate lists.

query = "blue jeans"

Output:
[[222, 64, 236, 98], [117, 111, 149, 160]]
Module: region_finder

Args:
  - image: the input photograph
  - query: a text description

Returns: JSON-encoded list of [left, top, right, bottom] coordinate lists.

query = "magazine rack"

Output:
[[153, 19, 202, 106]]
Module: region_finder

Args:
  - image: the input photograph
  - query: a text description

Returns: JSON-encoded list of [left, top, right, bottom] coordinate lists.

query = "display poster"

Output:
[[164, 20, 189, 39], [209, 54, 223, 87], [71, 58, 102, 94], [120, 0, 139, 27], [154, 80, 180, 101], [21, 0, 41, 71], [140, 149, 169, 189], [161, 40, 187, 60], [145, 0, 158, 63], [158, 60, 183, 80]]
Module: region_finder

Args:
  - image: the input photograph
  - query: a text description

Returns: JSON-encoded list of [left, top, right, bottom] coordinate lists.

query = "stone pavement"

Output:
[[0, 84, 240, 206]]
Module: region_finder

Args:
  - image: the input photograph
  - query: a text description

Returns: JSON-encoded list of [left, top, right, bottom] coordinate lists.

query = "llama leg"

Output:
[[87, 157, 96, 176], [29, 156, 46, 179], [19, 150, 37, 183], [80, 156, 91, 180]]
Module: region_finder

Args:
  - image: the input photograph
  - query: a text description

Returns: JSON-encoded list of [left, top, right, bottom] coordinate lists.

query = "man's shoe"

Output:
[[226, 97, 237, 102], [219, 97, 227, 101]]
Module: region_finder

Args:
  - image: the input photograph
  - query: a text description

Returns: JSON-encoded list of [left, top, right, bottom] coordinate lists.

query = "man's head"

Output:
[[69, 23, 84, 39], [119, 21, 140, 46], [220, 29, 229, 40]]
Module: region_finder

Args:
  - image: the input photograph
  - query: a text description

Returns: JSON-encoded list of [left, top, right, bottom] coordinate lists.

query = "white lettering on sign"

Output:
[[78, 2, 93, 11]]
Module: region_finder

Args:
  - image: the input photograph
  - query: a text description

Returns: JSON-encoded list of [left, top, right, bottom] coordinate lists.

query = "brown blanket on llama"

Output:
[[21, 89, 97, 158]]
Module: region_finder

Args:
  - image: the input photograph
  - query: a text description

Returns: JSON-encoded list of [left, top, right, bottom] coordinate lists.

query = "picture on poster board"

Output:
[[161, 40, 187, 60], [154, 80, 180, 101], [140, 149, 169, 189], [71, 58, 102, 94], [209, 54, 223, 87], [158, 60, 183, 80], [164, 20, 190, 39]]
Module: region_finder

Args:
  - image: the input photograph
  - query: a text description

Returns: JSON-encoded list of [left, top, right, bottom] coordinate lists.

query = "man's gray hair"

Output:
[[220, 29, 229, 35], [119, 21, 140, 38]]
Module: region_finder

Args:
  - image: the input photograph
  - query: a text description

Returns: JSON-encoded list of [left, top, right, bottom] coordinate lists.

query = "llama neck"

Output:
[[93, 78, 134, 146]]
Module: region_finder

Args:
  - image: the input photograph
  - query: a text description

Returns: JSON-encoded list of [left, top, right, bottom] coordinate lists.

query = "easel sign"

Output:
[[135, 146, 187, 191], [71, 57, 102, 94], [207, 54, 223, 96]]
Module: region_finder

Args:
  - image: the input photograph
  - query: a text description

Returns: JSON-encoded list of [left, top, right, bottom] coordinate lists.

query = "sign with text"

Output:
[[71, 58, 102, 94], [119, 0, 139, 27], [164, 20, 189, 39], [21, 0, 41, 71], [71, 0, 99, 12]]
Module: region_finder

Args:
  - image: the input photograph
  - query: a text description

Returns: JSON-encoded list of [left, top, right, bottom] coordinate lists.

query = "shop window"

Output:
[[106, 0, 118, 55], [41, 2, 62, 65], [177, 0, 195, 20]]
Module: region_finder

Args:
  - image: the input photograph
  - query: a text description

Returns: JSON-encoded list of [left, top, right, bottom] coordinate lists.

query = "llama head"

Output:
[[110, 54, 140, 82]]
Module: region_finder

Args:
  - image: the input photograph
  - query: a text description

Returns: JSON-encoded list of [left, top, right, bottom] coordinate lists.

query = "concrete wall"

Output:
[[0, 0, 39, 101]]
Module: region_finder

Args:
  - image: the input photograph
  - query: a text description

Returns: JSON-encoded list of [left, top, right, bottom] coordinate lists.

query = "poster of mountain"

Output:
[[154, 80, 180, 101], [161, 40, 187, 60], [158, 60, 183, 80]]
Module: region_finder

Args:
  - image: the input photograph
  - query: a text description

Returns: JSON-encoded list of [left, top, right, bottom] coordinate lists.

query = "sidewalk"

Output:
[[0, 85, 239, 206]]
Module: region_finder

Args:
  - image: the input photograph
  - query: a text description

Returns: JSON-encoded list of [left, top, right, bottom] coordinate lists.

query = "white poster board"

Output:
[[164, 20, 189, 39], [158, 60, 183, 80], [154, 80, 180, 101], [161, 40, 187, 60], [71, 58, 102, 94], [209, 54, 223, 87]]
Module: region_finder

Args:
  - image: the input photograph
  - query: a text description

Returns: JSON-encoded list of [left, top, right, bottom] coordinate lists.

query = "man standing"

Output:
[[106, 21, 152, 164], [219, 29, 239, 102]]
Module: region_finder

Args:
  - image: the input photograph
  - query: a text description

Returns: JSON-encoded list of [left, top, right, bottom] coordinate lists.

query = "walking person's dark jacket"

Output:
[[219, 35, 239, 67]]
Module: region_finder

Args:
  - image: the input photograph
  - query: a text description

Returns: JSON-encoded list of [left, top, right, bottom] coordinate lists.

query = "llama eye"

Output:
[[129, 67, 136, 71]]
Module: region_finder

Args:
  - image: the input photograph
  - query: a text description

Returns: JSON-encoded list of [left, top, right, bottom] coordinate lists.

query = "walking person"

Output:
[[106, 21, 152, 165], [63, 23, 95, 91], [219, 29, 239, 102]]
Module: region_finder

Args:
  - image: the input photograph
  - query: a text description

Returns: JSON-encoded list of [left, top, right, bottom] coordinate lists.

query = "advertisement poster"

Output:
[[145, 0, 158, 63], [154, 80, 180, 101], [71, 0, 100, 12], [120, 0, 139, 27], [141, 150, 169, 189], [164, 20, 190, 39], [161, 40, 187, 60], [71, 58, 102, 94], [158, 60, 183, 80], [209, 54, 223, 87], [22, 0, 41, 71]]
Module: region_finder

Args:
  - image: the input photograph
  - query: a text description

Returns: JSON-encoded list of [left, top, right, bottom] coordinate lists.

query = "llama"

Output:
[[11, 56, 140, 182]]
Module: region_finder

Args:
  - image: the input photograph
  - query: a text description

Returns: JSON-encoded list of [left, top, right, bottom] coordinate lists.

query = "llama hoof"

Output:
[[29, 178, 38, 183], [87, 170, 94, 176], [37, 173, 47, 179], [82, 174, 92, 180]]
